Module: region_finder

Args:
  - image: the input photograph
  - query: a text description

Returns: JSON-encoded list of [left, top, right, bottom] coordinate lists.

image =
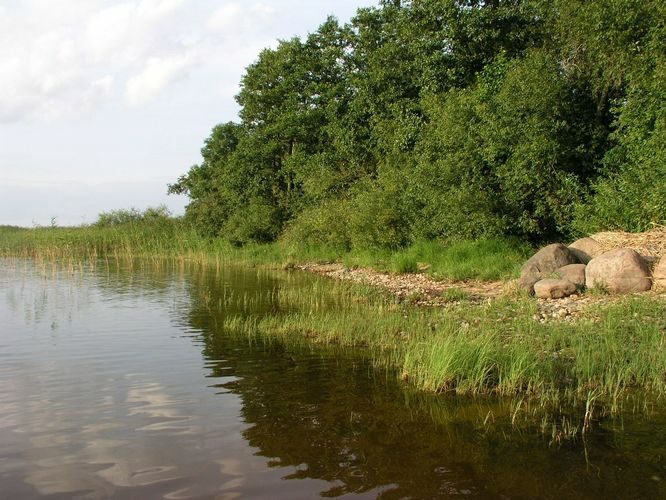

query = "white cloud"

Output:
[[207, 2, 275, 36], [207, 3, 242, 32], [125, 53, 199, 106], [0, 0, 195, 122], [0, 0, 378, 226], [85, 0, 187, 64], [0, 0, 372, 123], [92, 75, 115, 96]]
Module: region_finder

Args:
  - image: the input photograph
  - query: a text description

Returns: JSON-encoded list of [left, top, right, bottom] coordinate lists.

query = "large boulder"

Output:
[[585, 248, 652, 293], [568, 237, 603, 264], [520, 244, 580, 293], [555, 264, 587, 289], [653, 257, 666, 290], [534, 279, 577, 299]]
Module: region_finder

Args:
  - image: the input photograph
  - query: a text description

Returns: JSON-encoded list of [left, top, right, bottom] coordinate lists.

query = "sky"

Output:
[[0, 0, 377, 227]]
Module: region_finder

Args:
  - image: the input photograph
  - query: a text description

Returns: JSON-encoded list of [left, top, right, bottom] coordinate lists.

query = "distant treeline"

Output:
[[170, 0, 665, 249]]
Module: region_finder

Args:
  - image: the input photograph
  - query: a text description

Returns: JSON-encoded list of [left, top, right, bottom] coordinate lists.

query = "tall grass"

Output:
[[1, 224, 529, 281], [0, 222, 201, 259], [211, 279, 666, 406], [0, 222, 293, 265], [182, 269, 665, 438], [342, 238, 532, 280]]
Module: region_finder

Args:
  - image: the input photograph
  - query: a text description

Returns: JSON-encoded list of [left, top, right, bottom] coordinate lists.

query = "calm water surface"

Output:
[[1, 258, 666, 499]]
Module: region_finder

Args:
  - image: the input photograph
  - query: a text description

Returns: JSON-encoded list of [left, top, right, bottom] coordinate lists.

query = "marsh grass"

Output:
[[0, 223, 202, 260], [1, 225, 529, 281], [210, 277, 666, 413], [184, 268, 664, 440], [4, 250, 665, 440], [4, 223, 665, 436]]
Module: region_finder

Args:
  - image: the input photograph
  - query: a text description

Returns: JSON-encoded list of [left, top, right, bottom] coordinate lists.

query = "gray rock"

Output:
[[555, 264, 587, 289], [568, 237, 603, 264], [585, 248, 652, 293], [518, 273, 543, 295], [534, 279, 577, 299], [653, 257, 666, 290], [520, 244, 580, 294]]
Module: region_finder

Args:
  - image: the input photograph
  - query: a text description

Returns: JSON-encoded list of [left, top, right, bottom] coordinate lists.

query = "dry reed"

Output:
[[590, 224, 666, 258]]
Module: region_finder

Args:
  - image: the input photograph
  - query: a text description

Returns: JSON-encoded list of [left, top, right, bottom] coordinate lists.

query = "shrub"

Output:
[[282, 199, 352, 251], [347, 171, 411, 250], [414, 52, 601, 242], [95, 205, 172, 227], [223, 199, 281, 245], [573, 62, 666, 233]]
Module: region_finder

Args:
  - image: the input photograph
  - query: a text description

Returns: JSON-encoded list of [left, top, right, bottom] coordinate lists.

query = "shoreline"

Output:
[[4, 240, 666, 438], [295, 261, 666, 323]]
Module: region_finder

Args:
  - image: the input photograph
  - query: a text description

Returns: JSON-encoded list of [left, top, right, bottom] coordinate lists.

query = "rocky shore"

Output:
[[295, 262, 505, 305], [296, 228, 666, 322], [296, 262, 664, 322]]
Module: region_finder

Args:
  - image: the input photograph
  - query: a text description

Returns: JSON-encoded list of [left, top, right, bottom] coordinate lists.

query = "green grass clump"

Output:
[[392, 254, 419, 274], [440, 287, 471, 302], [425, 238, 532, 281], [339, 238, 531, 281]]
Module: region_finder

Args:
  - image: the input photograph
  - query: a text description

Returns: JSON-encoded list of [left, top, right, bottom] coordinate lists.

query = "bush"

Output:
[[223, 199, 281, 245], [347, 171, 412, 250], [95, 205, 172, 227], [282, 199, 352, 251], [414, 52, 601, 242], [573, 59, 666, 233]]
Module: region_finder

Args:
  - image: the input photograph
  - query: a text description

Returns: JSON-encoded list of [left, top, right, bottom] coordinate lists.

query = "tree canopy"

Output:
[[170, 0, 665, 248]]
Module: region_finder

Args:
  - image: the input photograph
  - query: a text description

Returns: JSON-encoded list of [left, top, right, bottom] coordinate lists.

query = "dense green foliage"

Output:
[[171, 0, 665, 247]]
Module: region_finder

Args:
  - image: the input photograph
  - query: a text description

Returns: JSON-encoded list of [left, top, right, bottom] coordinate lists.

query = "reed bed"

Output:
[[0, 223, 289, 266], [0, 224, 529, 281]]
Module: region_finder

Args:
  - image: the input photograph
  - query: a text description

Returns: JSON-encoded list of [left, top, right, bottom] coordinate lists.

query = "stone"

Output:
[[643, 255, 660, 274], [585, 248, 652, 294], [555, 264, 587, 289], [522, 243, 581, 275], [568, 237, 603, 264], [534, 279, 577, 299], [520, 243, 580, 294], [653, 257, 666, 290], [518, 273, 542, 294]]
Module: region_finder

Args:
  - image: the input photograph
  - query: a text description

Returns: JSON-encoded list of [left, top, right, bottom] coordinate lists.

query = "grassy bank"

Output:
[[195, 270, 665, 439], [0, 223, 530, 281], [220, 279, 666, 402]]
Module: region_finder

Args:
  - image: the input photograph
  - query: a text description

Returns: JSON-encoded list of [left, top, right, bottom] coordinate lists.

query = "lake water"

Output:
[[1, 258, 666, 499]]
